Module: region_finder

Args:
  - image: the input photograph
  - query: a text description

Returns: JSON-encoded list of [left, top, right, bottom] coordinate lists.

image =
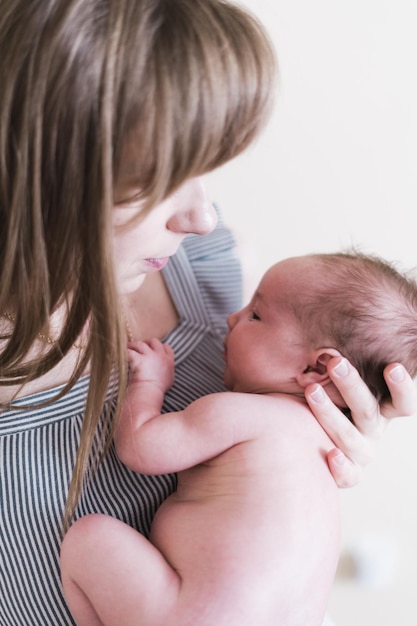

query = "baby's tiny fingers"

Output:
[[127, 340, 151, 354], [147, 337, 164, 351], [163, 343, 175, 359]]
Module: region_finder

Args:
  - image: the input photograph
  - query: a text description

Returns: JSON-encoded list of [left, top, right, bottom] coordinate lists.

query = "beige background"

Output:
[[207, 1, 417, 624]]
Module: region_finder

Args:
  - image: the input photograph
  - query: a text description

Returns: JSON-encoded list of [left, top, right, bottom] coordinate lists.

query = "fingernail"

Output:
[[389, 364, 405, 382], [333, 450, 346, 466], [309, 384, 325, 404], [333, 358, 349, 378]]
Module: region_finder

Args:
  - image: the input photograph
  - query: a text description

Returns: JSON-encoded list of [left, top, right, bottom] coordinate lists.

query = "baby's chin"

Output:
[[223, 375, 254, 394], [223, 373, 241, 393], [223, 368, 242, 392]]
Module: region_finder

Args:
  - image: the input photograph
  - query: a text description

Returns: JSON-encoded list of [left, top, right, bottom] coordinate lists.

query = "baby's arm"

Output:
[[115, 339, 240, 476], [115, 338, 175, 465], [123, 337, 175, 421]]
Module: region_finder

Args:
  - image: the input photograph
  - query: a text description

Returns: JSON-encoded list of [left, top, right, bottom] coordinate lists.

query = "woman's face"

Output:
[[112, 177, 217, 293]]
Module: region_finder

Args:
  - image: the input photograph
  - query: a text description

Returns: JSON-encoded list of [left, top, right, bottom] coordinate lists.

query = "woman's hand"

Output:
[[305, 357, 417, 488]]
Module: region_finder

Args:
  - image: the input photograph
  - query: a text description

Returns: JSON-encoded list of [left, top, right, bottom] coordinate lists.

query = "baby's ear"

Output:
[[296, 348, 342, 388]]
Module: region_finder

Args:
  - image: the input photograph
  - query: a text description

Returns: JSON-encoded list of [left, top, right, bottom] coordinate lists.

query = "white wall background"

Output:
[[207, 1, 417, 624]]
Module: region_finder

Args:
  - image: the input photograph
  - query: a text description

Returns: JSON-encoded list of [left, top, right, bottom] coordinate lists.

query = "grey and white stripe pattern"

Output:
[[0, 212, 242, 625]]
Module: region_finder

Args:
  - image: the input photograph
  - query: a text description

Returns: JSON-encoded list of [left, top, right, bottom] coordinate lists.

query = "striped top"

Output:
[[0, 212, 242, 626]]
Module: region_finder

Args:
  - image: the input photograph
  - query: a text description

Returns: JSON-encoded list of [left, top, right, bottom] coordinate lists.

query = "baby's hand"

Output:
[[127, 338, 175, 394]]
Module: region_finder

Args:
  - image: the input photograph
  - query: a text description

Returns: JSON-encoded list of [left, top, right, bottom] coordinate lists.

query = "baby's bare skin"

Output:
[[61, 340, 340, 626], [152, 396, 340, 626]]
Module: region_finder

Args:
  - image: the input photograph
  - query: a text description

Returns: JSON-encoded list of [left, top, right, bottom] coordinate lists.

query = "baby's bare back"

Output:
[[150, 394, 341, 626]]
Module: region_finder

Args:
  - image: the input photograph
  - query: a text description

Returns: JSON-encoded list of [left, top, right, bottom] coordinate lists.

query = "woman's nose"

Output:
[[167, 177, 217, 235]]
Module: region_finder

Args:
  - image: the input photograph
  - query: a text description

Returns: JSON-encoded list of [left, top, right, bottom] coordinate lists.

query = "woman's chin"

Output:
[[118, 274, 147, 295]]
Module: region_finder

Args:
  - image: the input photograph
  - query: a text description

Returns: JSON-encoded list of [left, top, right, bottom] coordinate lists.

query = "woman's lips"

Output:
[[144, 257, 170, 270]]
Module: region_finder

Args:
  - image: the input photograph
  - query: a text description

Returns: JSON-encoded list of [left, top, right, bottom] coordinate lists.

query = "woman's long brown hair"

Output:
[[0, 0, 277, 529]]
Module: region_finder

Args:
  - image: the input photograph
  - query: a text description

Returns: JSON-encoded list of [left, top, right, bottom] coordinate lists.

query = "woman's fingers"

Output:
[[305, 382, 375, 469], [305, 356, 417, 489], [326, 448, 364, 488], [325, 358, 417, 431], [380, 363, 417, 419], [305, 379, 373, 487], [325, 357, 386, 439]]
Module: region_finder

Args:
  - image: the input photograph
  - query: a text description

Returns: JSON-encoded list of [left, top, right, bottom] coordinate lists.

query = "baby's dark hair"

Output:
[[293, 251, 417, 403]]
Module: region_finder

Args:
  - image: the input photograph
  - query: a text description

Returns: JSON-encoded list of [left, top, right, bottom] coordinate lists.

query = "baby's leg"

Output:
[[61, 514, 181, 626]]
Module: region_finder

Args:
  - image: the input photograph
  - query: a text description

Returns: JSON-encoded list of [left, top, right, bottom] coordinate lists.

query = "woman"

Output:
[[0, 1, 415, 625]]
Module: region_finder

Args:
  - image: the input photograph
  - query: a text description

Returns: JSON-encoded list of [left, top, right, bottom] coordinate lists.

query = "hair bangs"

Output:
[[114, 0, 277, 212]]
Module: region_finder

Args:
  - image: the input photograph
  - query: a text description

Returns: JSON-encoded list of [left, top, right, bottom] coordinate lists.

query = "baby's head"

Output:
[[224, 251, 417, 405], [281, 251, 417, 403]]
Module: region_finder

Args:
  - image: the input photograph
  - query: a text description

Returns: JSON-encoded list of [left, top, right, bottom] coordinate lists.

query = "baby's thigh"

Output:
[[61, 514, 180, 626]]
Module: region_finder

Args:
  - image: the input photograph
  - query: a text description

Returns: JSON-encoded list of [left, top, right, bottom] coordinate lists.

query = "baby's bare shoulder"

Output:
[[192, 391, 326, 445]]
